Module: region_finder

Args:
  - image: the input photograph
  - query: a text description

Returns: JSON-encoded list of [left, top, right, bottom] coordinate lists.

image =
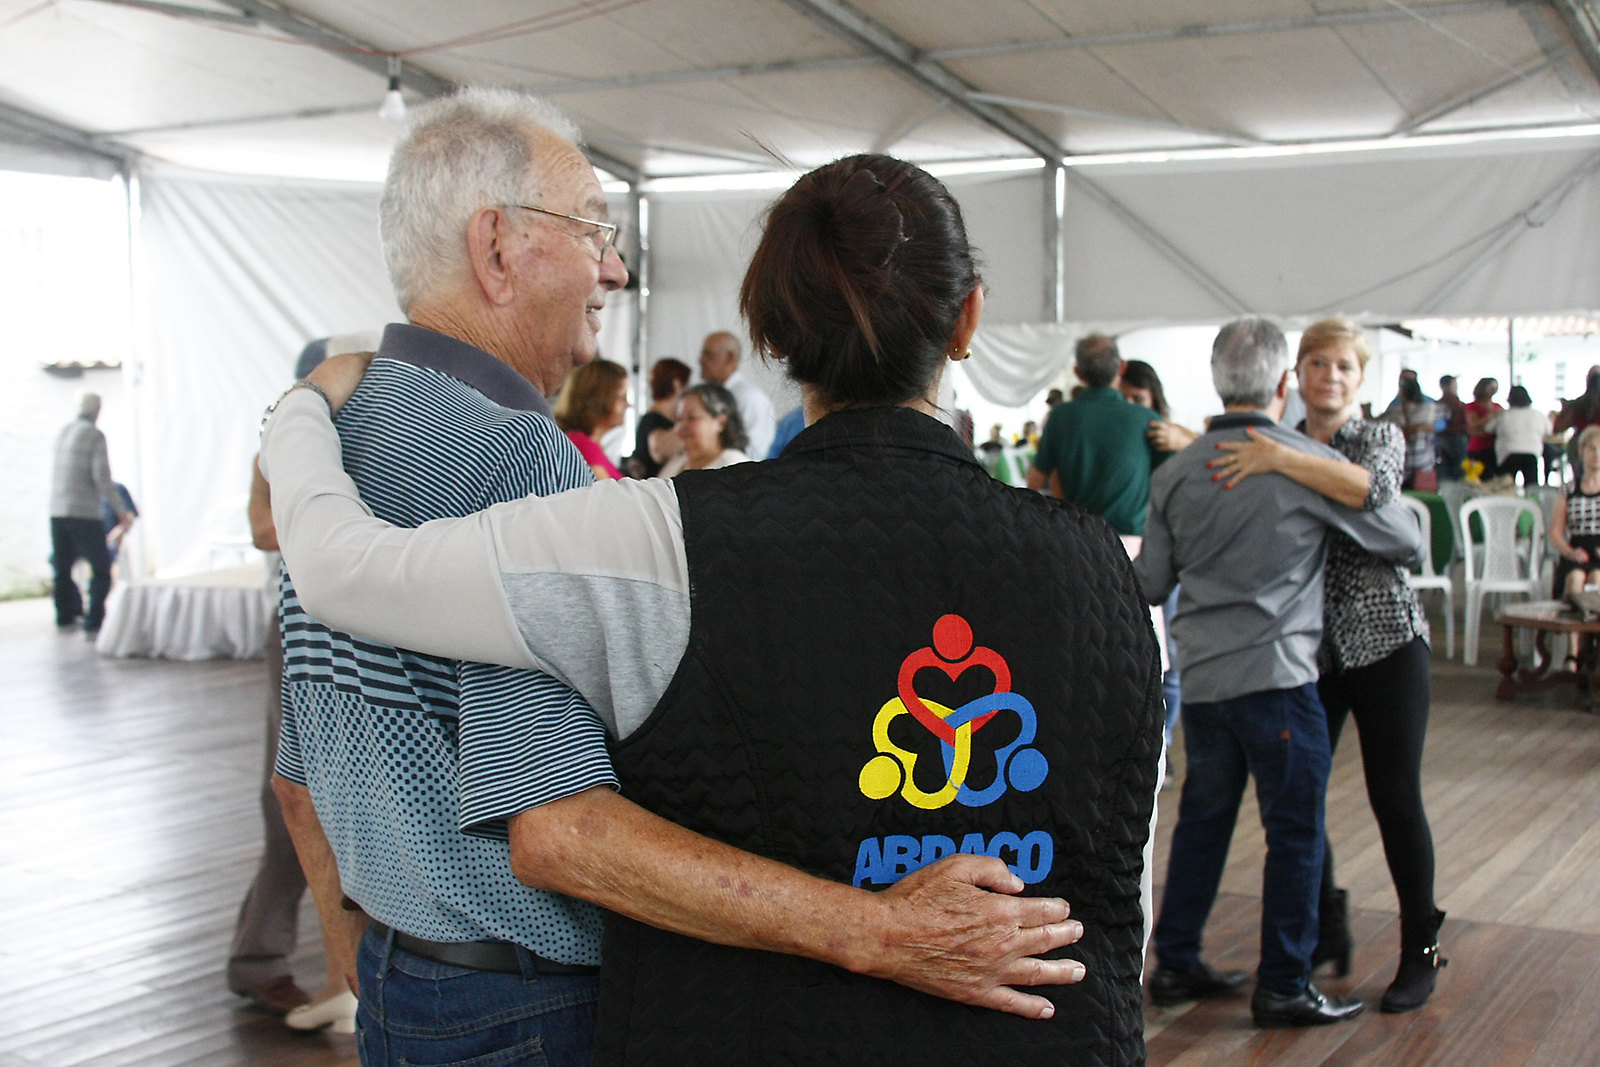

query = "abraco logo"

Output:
[[854, 614, 1052, 887]]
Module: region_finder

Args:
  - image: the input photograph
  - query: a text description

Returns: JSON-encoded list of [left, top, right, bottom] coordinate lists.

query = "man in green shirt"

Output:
[[1027, 333, 1163, 536]]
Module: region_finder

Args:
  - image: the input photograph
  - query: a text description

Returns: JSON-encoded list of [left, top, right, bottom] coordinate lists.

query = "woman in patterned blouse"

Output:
[[1550, 425, 1600, 598], [1206, 317, 1444, 1015]]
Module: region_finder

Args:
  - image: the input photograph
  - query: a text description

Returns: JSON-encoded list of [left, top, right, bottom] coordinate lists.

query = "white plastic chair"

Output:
[[1401, 495, 1454, 659], [1459, 496, 1545, 665]]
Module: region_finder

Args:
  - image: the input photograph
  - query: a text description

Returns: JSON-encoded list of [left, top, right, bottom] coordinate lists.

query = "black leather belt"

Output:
[[370, 921, 599, 977]]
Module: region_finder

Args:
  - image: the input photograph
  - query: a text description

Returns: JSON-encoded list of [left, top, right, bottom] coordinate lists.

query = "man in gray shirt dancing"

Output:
[[1134, 317, 1421, 1028]]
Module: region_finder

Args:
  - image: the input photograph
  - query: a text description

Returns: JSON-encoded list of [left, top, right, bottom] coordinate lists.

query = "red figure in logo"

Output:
[[896, 614, 1011, 745]]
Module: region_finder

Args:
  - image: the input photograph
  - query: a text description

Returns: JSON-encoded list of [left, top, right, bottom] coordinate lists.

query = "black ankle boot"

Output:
[[1311, 887, 1352, 978], [1381, 909, 1447, 1013]]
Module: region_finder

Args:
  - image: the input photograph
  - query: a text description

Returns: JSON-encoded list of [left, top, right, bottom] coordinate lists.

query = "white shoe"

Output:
[[285, 990, 358, 1035]]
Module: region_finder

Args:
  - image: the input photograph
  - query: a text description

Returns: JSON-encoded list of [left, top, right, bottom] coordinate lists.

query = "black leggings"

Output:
[[1500, 452, 1540, 489], [1318, 636, 1437, 928]]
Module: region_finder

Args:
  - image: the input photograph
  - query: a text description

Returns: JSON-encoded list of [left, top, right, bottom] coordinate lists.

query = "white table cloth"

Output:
[[96, 564, 273, 660]]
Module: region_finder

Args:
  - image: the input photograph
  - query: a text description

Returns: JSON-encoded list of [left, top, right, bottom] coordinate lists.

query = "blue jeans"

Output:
[[1161, 588, 1182, 745], [1153, 684, 1329, 995], [356, 926, 598, 1067]]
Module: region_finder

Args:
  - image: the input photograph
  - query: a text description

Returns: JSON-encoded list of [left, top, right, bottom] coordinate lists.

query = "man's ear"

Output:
[[1277, 369, 1291, 399], [466, 207, 517, 307]]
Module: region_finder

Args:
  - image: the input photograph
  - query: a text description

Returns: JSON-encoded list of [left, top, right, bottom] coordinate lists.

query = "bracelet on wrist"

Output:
[[262, 379, 333, 430]]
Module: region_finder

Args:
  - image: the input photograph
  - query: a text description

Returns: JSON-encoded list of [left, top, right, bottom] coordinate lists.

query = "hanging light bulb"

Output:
[[379, 55, 406, 123]]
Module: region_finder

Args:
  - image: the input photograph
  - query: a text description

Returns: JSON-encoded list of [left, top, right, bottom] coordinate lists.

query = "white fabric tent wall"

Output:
[[642, 168, 1049, 429], [135, 169, 397, 575]]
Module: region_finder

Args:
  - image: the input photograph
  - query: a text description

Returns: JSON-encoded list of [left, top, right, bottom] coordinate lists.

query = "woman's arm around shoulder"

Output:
[[1208, 427, 1371, 509], [259, 389, 684, 673]]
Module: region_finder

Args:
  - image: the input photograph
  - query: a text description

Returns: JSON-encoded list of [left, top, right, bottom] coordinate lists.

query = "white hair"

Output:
[[1211, 317, 1289, 408], [379, 87, 583, 312]]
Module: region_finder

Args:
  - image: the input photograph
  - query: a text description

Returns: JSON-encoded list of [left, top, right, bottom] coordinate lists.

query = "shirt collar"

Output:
[[1073, 386, 1126, 403], [377, 322, 551, 416], [1209, 411, 1279, 431], [783, 406, 978, 466]]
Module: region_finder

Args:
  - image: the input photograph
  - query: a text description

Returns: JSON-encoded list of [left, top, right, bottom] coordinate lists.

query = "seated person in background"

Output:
[[1485, 385, 1549, 489], [263, 151, 1163, 1065], [659, 382, 751, 476], [1551, 426, 1600, 598], [101, 482, 138, 563], [977, 422, 1006, 456], [555, 359, 629, 480], [1028, 334, 1162, 540], [699, 329, 776, 460], [628, 357, 690, 478]]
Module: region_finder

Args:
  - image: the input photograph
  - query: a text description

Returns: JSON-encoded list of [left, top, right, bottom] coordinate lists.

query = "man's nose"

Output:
[[599, 244, 628, 291]]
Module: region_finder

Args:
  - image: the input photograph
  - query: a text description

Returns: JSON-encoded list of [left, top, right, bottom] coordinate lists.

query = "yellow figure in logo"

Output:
[[858, 696, 973, 810]]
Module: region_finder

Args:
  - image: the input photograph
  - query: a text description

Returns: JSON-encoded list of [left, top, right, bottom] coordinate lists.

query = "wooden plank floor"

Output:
[[3, 594, 1598, 1066]]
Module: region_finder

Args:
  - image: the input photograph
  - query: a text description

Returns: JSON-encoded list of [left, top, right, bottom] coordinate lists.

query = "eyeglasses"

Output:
[[512, 204, 618, 261]]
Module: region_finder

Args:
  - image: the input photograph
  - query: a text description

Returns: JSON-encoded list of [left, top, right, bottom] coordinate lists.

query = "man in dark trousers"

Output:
[[48, 392, 133, 635], [1135, 318, 1422, 1028]]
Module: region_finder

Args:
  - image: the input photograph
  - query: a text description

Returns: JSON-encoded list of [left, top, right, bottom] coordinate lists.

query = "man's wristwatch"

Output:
[[262, 379, 333, 430]]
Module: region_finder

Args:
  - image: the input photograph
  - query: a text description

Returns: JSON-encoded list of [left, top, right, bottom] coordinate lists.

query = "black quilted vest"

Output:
[[596, 407, 1162, 1066]]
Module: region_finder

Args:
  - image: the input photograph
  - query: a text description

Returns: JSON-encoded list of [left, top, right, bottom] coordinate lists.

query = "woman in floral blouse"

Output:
[[1207, 317, 1444, 1015]]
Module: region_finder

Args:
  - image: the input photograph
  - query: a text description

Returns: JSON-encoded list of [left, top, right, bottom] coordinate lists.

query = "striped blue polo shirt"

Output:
[[274, 322, 616, 963]]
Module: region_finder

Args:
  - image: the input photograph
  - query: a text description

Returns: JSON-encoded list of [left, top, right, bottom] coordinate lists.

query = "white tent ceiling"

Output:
[[4, 1, 1600, 587], [3, 0, 1600, 182]]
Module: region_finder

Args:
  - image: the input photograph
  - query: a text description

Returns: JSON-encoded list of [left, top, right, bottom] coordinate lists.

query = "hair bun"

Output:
[[826, 166, 906, 281]]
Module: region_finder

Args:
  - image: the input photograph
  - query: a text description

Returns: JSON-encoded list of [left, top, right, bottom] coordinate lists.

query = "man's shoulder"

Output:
[[353, 359, 558, 441], [1259, 423, 1343, 457], [343, 360, 578, 501]]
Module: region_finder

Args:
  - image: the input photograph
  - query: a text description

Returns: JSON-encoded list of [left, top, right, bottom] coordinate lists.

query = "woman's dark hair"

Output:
[[553, 359, 627, 436], [682, 382, 749, 453], [739, 154, 979, 409], [1507, 385, 1533, 408], [1472, 377, 1498, 403], [649, 357, 692, 401], [1400, 376, 1424, 404], [1119, 359, 1170, 419]]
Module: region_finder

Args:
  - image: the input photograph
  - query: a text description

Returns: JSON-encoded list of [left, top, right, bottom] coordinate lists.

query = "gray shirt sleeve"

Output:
[[1312, 493, 1423, 568]]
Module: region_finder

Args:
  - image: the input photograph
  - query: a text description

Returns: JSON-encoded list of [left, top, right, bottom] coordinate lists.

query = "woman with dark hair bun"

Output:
[[262, 153, 1161, 1065]]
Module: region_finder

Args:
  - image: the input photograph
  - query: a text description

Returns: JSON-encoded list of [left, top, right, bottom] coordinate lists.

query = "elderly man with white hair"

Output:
[[268, 89, 1080, 1067], [1134, 318, 1421, 1029], [49, 391, 132, 635]]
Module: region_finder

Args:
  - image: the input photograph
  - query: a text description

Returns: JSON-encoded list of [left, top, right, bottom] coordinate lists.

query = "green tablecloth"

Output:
[[1404, 490, 1451, 575]]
